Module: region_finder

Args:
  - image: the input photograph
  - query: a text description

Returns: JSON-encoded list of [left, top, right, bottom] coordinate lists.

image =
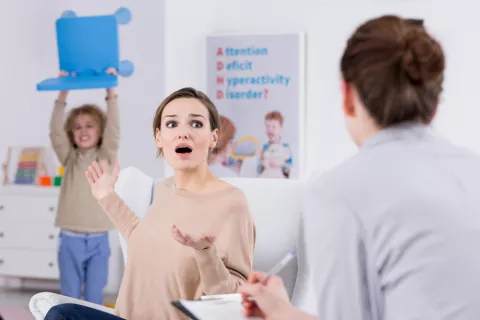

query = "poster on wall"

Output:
[[206, 33, 305, 179]]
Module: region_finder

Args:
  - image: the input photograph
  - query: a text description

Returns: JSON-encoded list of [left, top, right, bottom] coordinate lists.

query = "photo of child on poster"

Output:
[[206, 33, 304, 179]]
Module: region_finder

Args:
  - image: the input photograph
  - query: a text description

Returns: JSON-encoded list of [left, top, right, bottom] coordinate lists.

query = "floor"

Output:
[[0, 288, 34, 307], [0, 288, 117, 319], [0, 288, 38, 320]]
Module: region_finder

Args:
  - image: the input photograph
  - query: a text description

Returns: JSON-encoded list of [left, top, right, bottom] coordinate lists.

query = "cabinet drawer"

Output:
[[0, 196, 57, 222], [0, 223, 59, 249], [0, 249, 58, 279]]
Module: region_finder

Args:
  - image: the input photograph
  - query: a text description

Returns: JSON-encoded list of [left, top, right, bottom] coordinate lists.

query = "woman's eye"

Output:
[[191, 121, 203, 128], [166, 121, 176, 128]]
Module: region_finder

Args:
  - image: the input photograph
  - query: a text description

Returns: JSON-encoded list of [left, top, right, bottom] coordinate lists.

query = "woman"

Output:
[[46, 88, 256, 320], [239, 15, 480, 320]]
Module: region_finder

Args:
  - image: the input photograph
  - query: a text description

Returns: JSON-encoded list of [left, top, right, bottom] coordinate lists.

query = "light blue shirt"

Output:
[[302, 122, 480, 320]]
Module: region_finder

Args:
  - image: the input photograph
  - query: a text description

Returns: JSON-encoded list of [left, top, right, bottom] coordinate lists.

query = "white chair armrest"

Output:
[[29, 292, 114, 320]]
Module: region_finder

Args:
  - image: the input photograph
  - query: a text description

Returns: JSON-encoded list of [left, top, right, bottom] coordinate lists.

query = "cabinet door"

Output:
[[0, 249, 58, 279], [0, 196, 57, 222], [0, 223, 59, 249]]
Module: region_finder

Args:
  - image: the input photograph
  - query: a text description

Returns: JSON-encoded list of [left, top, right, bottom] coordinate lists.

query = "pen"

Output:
[[199, 249, 297, 302], [260, 249, 296, 284]]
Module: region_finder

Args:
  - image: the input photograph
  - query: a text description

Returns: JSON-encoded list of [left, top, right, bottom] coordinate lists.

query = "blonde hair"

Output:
[[64, 104, 106, 148], [212, 115, 236, 155]]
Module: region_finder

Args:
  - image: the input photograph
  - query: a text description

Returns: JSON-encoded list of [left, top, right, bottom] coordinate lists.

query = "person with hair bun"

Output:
[[239, 15, 480, 320]]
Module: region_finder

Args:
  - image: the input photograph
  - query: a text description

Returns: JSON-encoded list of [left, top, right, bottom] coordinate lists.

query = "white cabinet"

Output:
[[0, 186, 123, 294]]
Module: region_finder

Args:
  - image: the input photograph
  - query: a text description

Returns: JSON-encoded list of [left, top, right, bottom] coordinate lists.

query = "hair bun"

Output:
[[401, 27, 444, 84]]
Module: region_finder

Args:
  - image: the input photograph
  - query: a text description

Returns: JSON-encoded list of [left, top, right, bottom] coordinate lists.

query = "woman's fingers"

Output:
[[87, 165, 99, 181], [100, 160, 109, 174], [238, 283, 263, 297], [247, 271, 268, 284], [92, 161, 103, 178], [112, 160, 121, 178], [85, 170, 95, 185]]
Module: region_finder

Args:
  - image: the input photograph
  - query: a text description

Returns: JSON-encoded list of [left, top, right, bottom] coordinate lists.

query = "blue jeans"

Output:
[[45, 304, 125, 320], [58, 230, 110, 304]]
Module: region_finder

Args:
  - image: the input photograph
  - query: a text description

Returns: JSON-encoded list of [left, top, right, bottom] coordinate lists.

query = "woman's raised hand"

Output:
[[85, 160, 120, 200]]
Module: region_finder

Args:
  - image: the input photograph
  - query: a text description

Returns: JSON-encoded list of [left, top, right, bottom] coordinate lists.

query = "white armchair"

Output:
[[29, 167, 307, 319]]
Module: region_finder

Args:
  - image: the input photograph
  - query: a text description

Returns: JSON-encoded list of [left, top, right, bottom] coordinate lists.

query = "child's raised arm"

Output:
[[101, 70, 121, 162], [49, 90, 72, 166]]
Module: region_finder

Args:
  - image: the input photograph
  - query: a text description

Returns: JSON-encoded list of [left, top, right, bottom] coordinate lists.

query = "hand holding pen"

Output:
[[238, 250, 299, 319]]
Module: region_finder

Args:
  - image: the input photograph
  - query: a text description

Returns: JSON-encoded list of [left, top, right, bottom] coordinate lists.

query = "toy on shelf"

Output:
[[54, 165, 64, 187], [2, 147, 59, 187], [37, 7, 134, 91]]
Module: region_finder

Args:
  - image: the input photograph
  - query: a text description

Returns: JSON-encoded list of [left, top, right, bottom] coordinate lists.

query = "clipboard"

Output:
[[172, 301, 199, 320], [171, 298, 262, 320]]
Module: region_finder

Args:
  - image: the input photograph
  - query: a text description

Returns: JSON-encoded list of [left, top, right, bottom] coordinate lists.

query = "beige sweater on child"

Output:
[[98, 178, 256, 320], [50, 97, 120, 233]]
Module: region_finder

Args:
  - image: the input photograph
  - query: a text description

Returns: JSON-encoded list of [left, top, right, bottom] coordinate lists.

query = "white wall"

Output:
[[0, 0, 165, 178], [162, 0, 480, 178]]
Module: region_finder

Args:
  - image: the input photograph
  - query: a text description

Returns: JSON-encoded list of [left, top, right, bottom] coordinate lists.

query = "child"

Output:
[[209, 115, 241, 177], [257, 110, 293, 179], [49, 69, 120, 304]]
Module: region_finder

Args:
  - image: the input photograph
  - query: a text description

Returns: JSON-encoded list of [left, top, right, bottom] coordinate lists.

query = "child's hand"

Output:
[[105, 67, 118, 76], [85, 160, 120, 200], [105, 68, 117, 98], [57, 71, 75, 102], [172, 225, 216, 250], [59, 70, 76, 77]]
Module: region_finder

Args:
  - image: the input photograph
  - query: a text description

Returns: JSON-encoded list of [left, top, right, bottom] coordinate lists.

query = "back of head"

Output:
[[340, 15, 445, 126]]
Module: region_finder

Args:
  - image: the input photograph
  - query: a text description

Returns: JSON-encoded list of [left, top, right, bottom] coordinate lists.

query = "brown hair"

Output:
[[212, 115, 236, 155], [340, 15, 445, 127], [152, 87, 220, 157], [265, 111, 284, 126], [65, 104, 106, 148]]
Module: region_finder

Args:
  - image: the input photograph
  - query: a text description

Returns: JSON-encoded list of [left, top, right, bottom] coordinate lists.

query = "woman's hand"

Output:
[[238, 272, 294, 320], [172, 225, 216, 250], [85, 159, 120, 200]]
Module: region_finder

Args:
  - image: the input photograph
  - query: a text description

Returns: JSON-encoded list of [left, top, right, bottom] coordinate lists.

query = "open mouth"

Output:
[[175, 145, 193, 154]]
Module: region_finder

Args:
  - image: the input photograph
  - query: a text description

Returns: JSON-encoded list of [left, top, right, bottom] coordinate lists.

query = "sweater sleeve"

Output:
[[98, 192, 140, 241], [49, 100, 72, 166], [193, 192, 256, 295], [101, 96, 120, 162]]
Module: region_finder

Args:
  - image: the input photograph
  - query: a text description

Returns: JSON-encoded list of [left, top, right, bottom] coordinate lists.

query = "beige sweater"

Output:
[[98, 178, 256, 320], [50, 97, 120, 232]]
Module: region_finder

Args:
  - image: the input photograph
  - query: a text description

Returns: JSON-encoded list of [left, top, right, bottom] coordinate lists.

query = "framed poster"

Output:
[[206, 33, 305, 179]]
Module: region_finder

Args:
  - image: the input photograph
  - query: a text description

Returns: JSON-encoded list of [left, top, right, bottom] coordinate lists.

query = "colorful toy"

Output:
[[12, 147, 48, 185], [37, 7, 134, 91], [231, 136, 259, 160], [2, 147, 59, 186], [54, 176, 62, 187], [39, 176, 52, 187]]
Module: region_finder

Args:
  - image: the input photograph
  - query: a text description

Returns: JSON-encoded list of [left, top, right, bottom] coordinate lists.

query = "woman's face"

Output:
[[155, 98, 218, 170]]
